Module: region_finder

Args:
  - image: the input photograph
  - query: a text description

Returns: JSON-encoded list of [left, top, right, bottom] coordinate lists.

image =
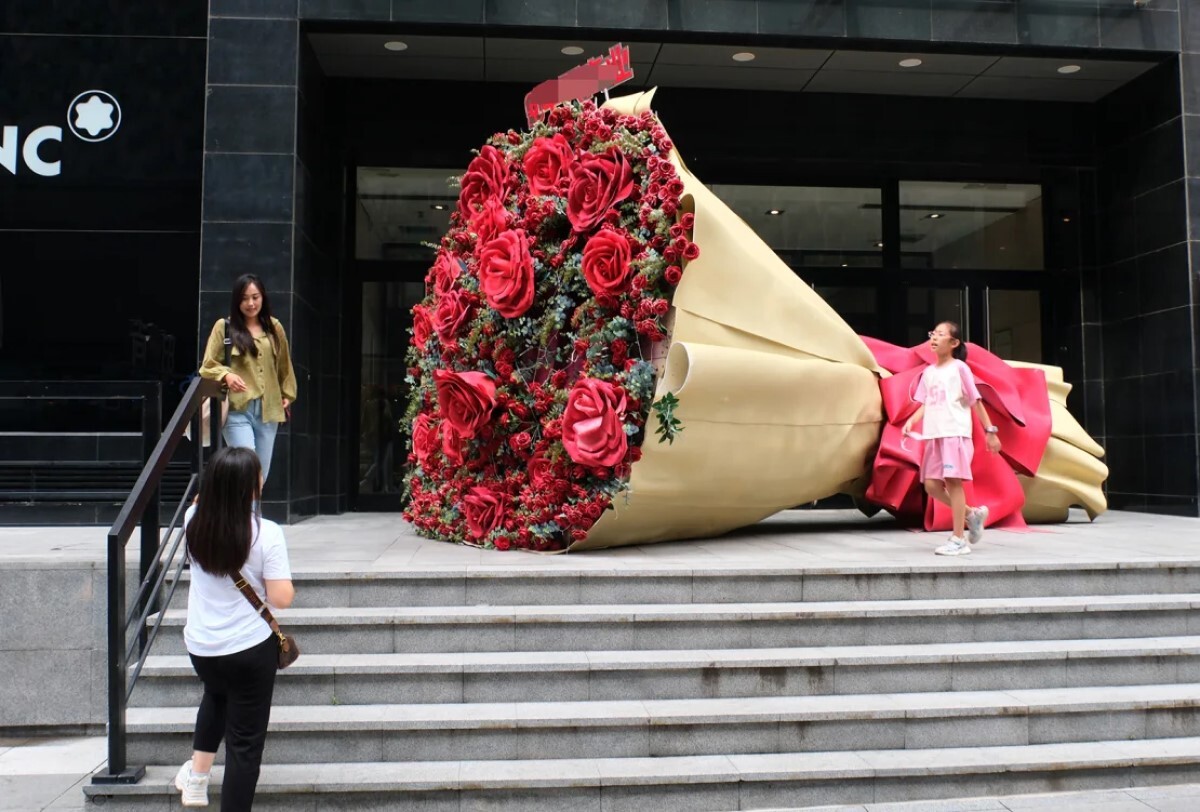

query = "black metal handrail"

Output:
[[92, 375, 226, 784]]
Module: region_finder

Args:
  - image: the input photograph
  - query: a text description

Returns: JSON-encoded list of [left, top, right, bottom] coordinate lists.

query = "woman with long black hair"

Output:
[[199, 274, 297, 483], [175, 447, 294, 809]]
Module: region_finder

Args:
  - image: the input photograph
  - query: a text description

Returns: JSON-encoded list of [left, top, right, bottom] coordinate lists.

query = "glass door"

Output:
[[353, 273, 425, 510]]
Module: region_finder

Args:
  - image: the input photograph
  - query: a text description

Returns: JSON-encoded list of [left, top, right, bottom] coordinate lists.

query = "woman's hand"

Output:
[[281, 398, 291, 410], [902, 419, 914, 435], [224, 372, 248, 392], [986, 433, 1002, 454]]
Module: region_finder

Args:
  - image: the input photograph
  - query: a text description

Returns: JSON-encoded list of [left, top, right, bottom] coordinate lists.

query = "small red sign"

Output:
[[524, 44, 635, 128]]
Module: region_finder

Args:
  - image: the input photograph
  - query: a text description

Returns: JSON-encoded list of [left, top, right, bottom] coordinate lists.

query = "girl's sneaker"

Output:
[[935, 536, 972, 556], [967, 505, 989, 545], [175, 760, 209, 807]]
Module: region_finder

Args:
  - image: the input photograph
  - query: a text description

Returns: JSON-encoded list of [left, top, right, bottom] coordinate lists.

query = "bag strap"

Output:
[[233, 572, 287, 646], [222, 317, 232, 367]]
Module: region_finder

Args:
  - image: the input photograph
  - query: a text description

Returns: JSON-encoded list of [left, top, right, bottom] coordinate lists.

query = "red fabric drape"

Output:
[[860, 337, 1052, 531]]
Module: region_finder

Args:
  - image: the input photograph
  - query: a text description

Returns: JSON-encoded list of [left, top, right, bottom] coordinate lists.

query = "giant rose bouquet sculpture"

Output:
[[405, 89, 1108, 551]]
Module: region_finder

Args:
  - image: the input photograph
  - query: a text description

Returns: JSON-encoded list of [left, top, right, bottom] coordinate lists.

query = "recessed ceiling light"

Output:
[[431, 204, 447, 211], [927, 213, 943, 219], [561, 45, 584, 56], [875, 241, 885, 248], [732, 52, 756, 62], [383, 41, 408, 52], [841, 263, 849, 267], [765, 208, 783, 215], [1062, 215, 1072, 223], [899, 58, 923, 68], [1057, 64, 1081, 74]]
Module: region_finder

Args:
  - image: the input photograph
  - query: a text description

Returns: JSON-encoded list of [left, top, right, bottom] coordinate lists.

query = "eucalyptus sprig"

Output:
[[652, 392, 684, 445]]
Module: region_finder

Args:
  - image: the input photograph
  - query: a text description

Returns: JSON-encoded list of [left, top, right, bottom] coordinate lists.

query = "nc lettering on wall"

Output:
[[0, 90, 121, 177]]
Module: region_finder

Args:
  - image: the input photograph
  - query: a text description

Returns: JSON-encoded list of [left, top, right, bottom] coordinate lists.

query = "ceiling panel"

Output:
[[656, 42, 830, 69], [805, 71, 974, 97], [956, 76, 1121, 102], [307, 33, 482, 58], [306, 32, 1160, 104], [316, 54, 485, 81], [982, 56, 1155, 82], [486, 59, 654, 84], [645, 63, 816, 91], [823, 50, 998, 75], [485, 38, 660, 63]]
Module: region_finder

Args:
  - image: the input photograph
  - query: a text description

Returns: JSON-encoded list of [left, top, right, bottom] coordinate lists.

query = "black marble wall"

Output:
[[0, 3, 206, 386], [1095, 61, 1198, 516], [292, 0, 1180, 52], [200, 3, 301, 519], [193, 0, 1195, 518]]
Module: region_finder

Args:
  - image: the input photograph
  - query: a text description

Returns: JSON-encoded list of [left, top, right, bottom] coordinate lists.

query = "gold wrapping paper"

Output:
[[568, 90, 1107, 550], [1007, 361, 1108, 522], [574, 90, 885, 550]]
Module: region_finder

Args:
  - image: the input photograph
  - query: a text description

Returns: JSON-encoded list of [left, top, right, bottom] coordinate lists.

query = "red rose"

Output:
[[493, 535, 512, 551], [581, 227, 633, 297], [463, 486, 505, 539], [441, 423, 464, 466], [523, 134, 574, 197], [561, 378, 628, 467], [431, 251, 461, 296], [479, 229, 536, 318], [471, 196, 509, 245], [567, 147, 634, 233], [458, 145, 510, 218], [683, 242, 700, 261], [509, 431, 532, 452], [412, 306, 433, 344], [433, 369, 497, 439], [529, 455, 554, 489], [432, 288, 473, 343], [412, 414, 438, 463], [664, 265, 683, 285]]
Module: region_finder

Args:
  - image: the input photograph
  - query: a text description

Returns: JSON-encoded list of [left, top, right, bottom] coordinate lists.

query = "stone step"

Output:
[[131, 636, 1200, 707], [82, 736, 1200, 811], [151, 594, 1200, 655], [123, 684, 1200, 765], [166, 562, 1200, 607]]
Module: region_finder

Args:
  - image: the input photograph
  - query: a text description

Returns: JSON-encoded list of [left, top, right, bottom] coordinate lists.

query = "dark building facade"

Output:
[[2, 0, 1198, 520]]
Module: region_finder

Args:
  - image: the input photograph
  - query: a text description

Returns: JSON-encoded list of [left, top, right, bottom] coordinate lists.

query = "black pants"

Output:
[[189, 633, 278, 811]]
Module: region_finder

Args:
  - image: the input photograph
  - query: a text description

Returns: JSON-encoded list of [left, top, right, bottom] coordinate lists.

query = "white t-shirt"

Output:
[[183, 506, 292, 657], [914, 359, 981, 439]]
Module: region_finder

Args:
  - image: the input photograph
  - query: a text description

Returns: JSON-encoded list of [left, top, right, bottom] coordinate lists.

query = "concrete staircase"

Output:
[[85, 561, 1200, 810]]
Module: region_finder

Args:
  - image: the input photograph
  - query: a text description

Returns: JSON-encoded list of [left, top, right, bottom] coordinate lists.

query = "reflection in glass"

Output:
[[814, 286, 881, 338], [899, 182, 1043, 270], [356, 167, 458, 261], [359, 281, 424, 495], [710, 185, 883, 268], [988, 289, 1042, 362], [906, 287, 964, 347]]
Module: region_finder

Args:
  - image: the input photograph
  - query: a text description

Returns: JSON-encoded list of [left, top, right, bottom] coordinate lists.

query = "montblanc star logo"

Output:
[[66, 90, 122, 143]]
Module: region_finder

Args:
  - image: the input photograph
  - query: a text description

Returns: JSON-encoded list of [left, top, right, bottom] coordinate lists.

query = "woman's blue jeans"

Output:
[[222, 398, 279, 483]]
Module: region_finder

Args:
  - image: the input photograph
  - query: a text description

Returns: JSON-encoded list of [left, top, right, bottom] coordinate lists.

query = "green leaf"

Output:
[[651, 392, 684, 445]]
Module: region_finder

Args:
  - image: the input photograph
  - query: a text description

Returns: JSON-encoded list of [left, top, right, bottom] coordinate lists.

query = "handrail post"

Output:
[[91, 530, 145, 784], [138, 384, 162, 652]]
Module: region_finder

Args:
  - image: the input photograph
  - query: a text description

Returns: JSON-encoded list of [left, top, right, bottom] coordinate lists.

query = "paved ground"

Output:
[[2, 508, 1199, 572], [3, 507, 1199, 810]]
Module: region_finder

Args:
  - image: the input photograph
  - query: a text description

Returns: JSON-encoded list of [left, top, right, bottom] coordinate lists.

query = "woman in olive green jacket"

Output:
[[199, 274, 297, 483]]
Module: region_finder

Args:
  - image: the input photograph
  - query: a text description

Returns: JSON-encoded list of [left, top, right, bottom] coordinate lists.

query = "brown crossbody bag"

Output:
[[233, 574, 300, 669]]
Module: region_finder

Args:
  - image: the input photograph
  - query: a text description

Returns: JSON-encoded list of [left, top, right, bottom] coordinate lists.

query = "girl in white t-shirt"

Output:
[[903, 321, 1002, 556], [174, 447, 294, 810]]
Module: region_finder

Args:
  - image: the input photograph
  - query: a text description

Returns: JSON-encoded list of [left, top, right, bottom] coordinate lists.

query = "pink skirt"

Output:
[[920, 436, 974, 482]]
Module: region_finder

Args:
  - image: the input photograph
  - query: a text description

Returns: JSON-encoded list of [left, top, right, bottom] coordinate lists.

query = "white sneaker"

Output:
[[175, 760, 210, 807], [967, 505, 989, 545], [935, 536, 972, 556]]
